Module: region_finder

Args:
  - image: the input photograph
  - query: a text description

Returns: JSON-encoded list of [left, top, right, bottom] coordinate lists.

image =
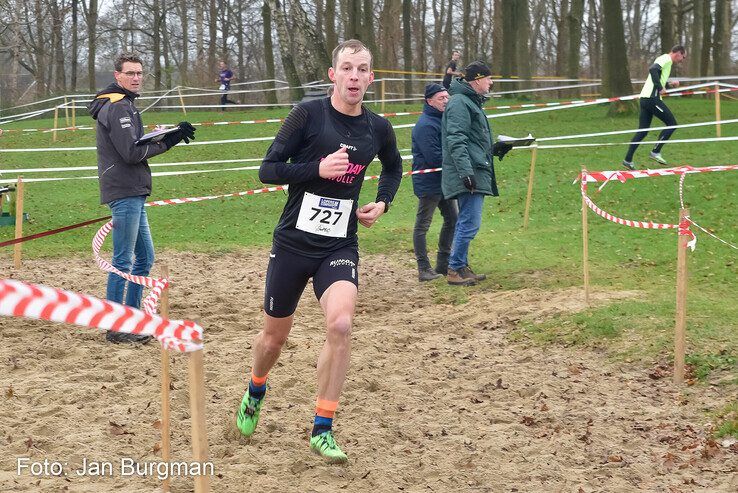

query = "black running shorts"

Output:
[[263, 246, 359, 318]]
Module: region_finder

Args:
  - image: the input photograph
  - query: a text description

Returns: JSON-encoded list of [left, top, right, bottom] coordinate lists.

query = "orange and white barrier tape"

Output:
[[580, 170, 697, 250], [92, 221, 170, 320], [0, 278, 203, 352]]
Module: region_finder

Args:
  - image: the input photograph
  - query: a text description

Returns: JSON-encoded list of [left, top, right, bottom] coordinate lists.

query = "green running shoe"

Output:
[[309, 431, 348, 463], [236, 390, 264, 437]]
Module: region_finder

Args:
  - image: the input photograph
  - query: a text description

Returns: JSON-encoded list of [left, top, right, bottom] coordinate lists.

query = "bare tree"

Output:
[[602, 0, 633, 112]]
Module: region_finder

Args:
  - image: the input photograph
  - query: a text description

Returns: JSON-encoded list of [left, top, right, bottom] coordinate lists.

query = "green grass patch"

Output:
[[714, 401, 738, 439]]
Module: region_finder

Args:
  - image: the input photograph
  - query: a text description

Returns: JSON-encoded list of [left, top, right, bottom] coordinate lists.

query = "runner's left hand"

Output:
[[356, 202, 385, 228]]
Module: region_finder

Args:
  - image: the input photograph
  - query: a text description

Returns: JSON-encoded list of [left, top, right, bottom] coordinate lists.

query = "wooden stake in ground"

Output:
[[581, 169, 590, 305], [380, 79, 386, 113], [72, 101, 76, 131], [159, 264, 172, 493], [64, 96, 70, 126], [523, 146, 538, 229], [674, 208, 689, 384], [13, 176, 24, 269], [52, 106, 59, 142], [188, 349, 211, 492], [178, 87, 187, 116], [715, 83, 722, 138]]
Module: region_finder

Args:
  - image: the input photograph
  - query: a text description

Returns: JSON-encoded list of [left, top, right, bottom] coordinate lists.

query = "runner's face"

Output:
[[329, 49, 374, 108], [672, 51, 686, 64], [114, 62, 144, 94]]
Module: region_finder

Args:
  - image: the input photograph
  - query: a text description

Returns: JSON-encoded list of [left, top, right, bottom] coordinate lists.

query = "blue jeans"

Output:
[[106, 196, 155, 309], [448, 192, 485, 271]]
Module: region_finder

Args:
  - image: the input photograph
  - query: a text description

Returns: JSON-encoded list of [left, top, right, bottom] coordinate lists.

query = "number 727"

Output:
[[310, 207, 343, 225]]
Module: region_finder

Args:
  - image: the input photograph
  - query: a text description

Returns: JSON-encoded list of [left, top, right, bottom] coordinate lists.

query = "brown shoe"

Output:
[[459, 266, 486, 281], [447, 268, 476, 286]]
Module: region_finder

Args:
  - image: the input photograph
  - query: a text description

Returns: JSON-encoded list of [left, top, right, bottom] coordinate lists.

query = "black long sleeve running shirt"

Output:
[[259, 97, 403, 257]]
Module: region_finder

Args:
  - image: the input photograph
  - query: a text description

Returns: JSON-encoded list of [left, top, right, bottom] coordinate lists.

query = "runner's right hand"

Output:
[[319, 147, 350, 179]]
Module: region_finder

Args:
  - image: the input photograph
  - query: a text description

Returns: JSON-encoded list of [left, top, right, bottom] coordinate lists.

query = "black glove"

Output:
[[162, 121, 196, 149], [493, 142, 513, 161], [177, 121, 196, 143], [462, 175, 476, 192]]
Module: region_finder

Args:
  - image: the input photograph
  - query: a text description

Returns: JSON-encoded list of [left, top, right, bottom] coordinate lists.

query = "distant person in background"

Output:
[[411, 83, 457, 282], [217, 60, 237, 110], [622, 45, 686, 170], [88, 52, 196, 343], [442, 51, 462, 89]]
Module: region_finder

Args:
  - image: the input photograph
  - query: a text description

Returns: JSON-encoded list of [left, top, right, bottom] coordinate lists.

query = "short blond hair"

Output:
[[331, 39, 372, 69]]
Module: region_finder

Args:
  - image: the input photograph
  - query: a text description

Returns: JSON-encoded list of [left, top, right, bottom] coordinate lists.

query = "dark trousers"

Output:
[[413, 195, 458, 270], [220, 92, 236, 110], [625, 97, 677, 161]]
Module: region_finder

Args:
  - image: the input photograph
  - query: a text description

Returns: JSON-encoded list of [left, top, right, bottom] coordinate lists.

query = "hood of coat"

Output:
[[88, 83, 138, 120]]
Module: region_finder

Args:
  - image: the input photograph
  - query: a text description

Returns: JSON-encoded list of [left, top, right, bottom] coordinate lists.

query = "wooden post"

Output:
[[159, 265, 172, 493], [715, 83, 721, 138], [523, 146, 538, 229], [380, 79, 386, 113], [188, 349, 210, 493], [71, 102, 76, 131], [63, 96, 70, 126], [52, 106, 59, 142], [13, 177, 24, 269], [674, 208, 689, 384], [581, 169, 590, 305], [178, 87, 187, 116]]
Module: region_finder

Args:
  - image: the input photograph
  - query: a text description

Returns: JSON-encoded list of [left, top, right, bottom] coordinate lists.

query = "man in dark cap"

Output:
[[411, 83, 457, 281], [441, 61, 511, 286]]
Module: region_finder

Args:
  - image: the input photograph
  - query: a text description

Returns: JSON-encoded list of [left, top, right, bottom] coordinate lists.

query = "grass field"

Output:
[[1, 93, 737, 435]]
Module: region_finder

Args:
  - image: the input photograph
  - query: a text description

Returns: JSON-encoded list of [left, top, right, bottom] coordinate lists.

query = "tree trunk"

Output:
[[85, 0, 98, 92], [699, 0, 711, 76], [659, 0, 675, 53], [690, 0, 703, 76], [402, 0, 412, 95], [236, 0, 245, 87], [161, 0, 172, 89], [363, 0, 379, 65], [325, 0, 338, 57], [492, 0, 503, 74], [290, 0, 331, 81], [34, 0, 46, 97], [568, 0, 584, 79], [501, 0, 516, 77], [462, 0, 472, 60], [586, 0, 601, 79], [556, 0, 570, 76], [153, 0, 162, 91], [515, 0, 531, 89], [445, 0, 453, 57], [602, 0, 634, 113], [347, 0, 361, 39], [713, 0, 731, 75], [71, 0, 78, 92], [208, 0, 217, 76], [262, 0, 278, 104], [269, 0, 303, 100], [196, 0, 205, 83], [177, 0, 190, 85]]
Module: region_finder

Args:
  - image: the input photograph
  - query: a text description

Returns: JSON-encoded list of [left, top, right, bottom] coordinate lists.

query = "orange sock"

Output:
[[315, 398, 338, 418]]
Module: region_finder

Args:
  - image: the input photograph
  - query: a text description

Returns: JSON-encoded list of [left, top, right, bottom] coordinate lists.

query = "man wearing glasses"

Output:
[[88, 52, 196, 344]]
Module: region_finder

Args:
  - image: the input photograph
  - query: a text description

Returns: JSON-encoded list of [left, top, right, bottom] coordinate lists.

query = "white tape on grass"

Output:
[[4, 158, 264, 174]]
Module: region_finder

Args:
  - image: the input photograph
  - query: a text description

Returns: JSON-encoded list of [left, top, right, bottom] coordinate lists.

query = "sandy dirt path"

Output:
[[1, 251, 736, 492]]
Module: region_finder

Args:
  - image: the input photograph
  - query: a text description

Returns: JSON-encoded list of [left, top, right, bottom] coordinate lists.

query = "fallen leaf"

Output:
[[109, 421, 134, 437], [5, 385, 13, 398], [24, 437, 33, 451], [701, 439, 721, 459], [608, 455, 623, 462], [152, 419, 162, 430], [540, 402, 549, 411], [521, 416, 535, 426], [153, 442, 161, 454]]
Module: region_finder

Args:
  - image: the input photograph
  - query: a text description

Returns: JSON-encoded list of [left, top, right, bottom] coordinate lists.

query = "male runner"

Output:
[[623, 45, 686, 170], [236, 39, 403, 462]]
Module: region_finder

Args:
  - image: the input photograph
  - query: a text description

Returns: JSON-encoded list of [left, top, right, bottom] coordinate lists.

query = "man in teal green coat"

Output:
[[441, 61, 511, 286]]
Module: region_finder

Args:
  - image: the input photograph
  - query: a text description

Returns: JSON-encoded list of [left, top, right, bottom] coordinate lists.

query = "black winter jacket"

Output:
[[88, 83, 168, 204]]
